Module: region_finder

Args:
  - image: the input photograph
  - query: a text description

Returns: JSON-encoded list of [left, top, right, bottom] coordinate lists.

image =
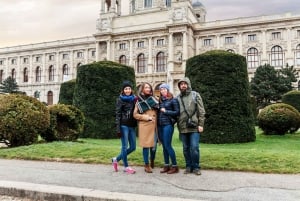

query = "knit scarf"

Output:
[[120, 95, 135, 102]]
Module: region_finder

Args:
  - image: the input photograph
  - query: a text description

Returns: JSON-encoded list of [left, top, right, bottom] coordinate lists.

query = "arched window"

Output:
[[144, 0, 152, 8], [49, 65, 54, 81], [271, 45, 283, 67], [247, 47, 259, 68], [227, 49, 235, 53], [36, 66, 41, 82], [0, 70, 3, 83], [62, 64, 69, 81], [156, 52, 166, 72], [77, 63, 82, 68], [34, 91, 40, 99], [137, 53, 146, 73], [119, 55, 127, 65], [47, 91, 53, 105], [23, 68, 28, 82], [11, 69, 16, 79], [295, 44, 300, 66], [298, 80, 300, 90]]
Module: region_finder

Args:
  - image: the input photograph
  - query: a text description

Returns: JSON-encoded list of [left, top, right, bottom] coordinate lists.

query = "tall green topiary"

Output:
[[73, 61, 136, 139], [59, 79, 76, 105], [0, 94, 50, 147], [186, 50, 255, 143], [282, 90, 300, 112]]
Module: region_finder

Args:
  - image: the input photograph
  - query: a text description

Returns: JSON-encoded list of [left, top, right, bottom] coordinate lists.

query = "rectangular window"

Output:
[[119, 43, 126, 50], [144, 0, 152, 8], [35, 56, 41, 62], [49, 55, 54, 61], [225, 37, 234, 44], [77, 52, 83, 58], [138, 41, 144, 48], [0, 60, 3, 65], [248, 34, 257, 42], [63, 54, 69, 60], [203, 39, 212, 46], [91, 50, 96, 57], [272, 32, 281, 40], [297, 30, 300, 37], [11, 59, 16, 65], [157, 39, 164, 46], [23, 58, 28, 64]]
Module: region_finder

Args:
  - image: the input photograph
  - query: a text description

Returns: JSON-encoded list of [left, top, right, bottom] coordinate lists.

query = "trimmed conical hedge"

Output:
[[73, 61, 136, 139], [186, 50, 255, 143]]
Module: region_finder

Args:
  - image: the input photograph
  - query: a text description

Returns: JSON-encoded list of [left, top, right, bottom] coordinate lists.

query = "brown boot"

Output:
[[167, 166, 179, 174], [144, 164, 153, 173], [150, 159, 155, 169], [160, 166, 170, 173]]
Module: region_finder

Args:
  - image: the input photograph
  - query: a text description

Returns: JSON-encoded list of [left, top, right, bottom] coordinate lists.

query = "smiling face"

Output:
[[142, 83, 152, 95], [160, 87, 168, 97], [179, 81, 188, 92], [123, 86, 132, 96]]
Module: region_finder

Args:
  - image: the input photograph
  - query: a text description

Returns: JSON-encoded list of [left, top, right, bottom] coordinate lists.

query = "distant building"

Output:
[[0, 0, 300, 104]]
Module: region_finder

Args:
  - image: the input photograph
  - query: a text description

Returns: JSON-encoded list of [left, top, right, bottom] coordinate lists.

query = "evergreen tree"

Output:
[[250, 64, 299, 108], [0, 76, 19, 93]]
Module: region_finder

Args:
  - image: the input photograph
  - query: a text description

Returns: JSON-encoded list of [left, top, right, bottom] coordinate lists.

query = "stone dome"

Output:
[[191, 0, 205, 8]]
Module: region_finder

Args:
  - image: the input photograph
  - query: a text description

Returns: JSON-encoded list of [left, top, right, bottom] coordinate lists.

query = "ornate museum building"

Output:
[[0, 0, 300, 104]]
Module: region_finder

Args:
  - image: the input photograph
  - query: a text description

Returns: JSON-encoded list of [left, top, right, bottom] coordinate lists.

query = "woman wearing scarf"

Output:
[[133, 82, 159, 173], [113, 81, 137, 174]]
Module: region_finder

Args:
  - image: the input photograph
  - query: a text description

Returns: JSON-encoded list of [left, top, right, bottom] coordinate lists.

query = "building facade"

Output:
[[0, 0, 300, 104]]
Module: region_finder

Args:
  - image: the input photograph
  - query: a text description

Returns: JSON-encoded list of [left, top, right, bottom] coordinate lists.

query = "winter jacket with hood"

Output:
[[177, 77, 205, 134]]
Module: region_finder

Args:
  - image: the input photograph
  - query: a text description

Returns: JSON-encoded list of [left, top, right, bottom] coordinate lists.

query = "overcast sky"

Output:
[[0, 0, 300, 48]]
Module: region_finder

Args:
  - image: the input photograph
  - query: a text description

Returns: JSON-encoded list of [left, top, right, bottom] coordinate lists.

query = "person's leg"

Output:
[[190, 132, 201, 175], [143, 147, 152, 173], [165, 125, 178, 174], [116, 125, 129, 167], [180, 133, 192, 174], [159, 126, 170, 173], [127, 127, 136, 156], [150, 134, 157, 168]]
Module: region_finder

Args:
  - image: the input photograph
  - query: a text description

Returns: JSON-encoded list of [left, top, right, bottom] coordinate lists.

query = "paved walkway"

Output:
[[0, 159, 299, 201]]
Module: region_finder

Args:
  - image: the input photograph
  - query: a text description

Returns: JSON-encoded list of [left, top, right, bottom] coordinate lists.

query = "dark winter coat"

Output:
[[158, 95, 180, 126], [115, 96, 137, 134]]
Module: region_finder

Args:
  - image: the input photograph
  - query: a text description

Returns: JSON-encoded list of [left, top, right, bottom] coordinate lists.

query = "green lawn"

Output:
[[0, 128, 299, 174]]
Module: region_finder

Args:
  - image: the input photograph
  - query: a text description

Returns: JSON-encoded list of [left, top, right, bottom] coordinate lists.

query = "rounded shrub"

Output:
[[41, 104, 85, 142], [0, 94, 50, 147], [257, 103, 300, 135], [73, 61, 136, 139], [186, 50, 256, 143], [282, 90, 300, 112]]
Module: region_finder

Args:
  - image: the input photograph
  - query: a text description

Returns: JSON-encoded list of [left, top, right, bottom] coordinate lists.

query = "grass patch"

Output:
[[0, 128, 299, 174]]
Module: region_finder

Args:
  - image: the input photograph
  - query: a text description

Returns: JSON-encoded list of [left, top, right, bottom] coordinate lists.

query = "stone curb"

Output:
[[0, 180, 203, 201]]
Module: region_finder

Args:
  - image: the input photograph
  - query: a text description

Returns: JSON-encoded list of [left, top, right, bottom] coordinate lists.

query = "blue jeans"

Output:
[[180, 132, 200, 170], [116, 125, 136, 167], [143, 134, 157, 164], [158, 125, 177, 166]]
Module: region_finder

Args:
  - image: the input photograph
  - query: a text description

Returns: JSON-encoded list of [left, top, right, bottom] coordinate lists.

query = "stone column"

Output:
[[111, 41, 115, 62], [238, 32, 243, 54], [195, 37, 200, 55], [286, 27, 293, 65], [100, 0, 105, 13], [129, 39, 133, 66], [95, 41, 100, 61], [111, 0, 116, 12], [148, 37, 153, 73], [183, 32, 187, 61], [107, 40, 111, 61], [216, 34, 220, 49], [261, 29, 268, 65]]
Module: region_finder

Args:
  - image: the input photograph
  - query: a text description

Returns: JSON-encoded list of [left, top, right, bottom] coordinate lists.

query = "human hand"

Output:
[[198, 126, 203, 133], [117, 132, 122, 138], [160, 108, 166, 113]]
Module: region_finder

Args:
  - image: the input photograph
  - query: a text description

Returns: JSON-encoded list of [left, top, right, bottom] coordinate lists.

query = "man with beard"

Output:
[[177, 77, 205, 175]]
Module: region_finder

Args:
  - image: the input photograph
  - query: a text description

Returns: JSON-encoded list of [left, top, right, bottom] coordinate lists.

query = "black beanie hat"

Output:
[[122, 81, 133, 90]]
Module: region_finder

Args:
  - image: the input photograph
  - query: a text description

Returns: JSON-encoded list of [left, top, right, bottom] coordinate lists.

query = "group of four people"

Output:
[[113, 77, 205, 175]]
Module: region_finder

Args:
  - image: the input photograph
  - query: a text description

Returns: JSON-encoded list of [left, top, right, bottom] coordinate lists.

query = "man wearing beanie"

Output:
[[177, 77, 205, 176]]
